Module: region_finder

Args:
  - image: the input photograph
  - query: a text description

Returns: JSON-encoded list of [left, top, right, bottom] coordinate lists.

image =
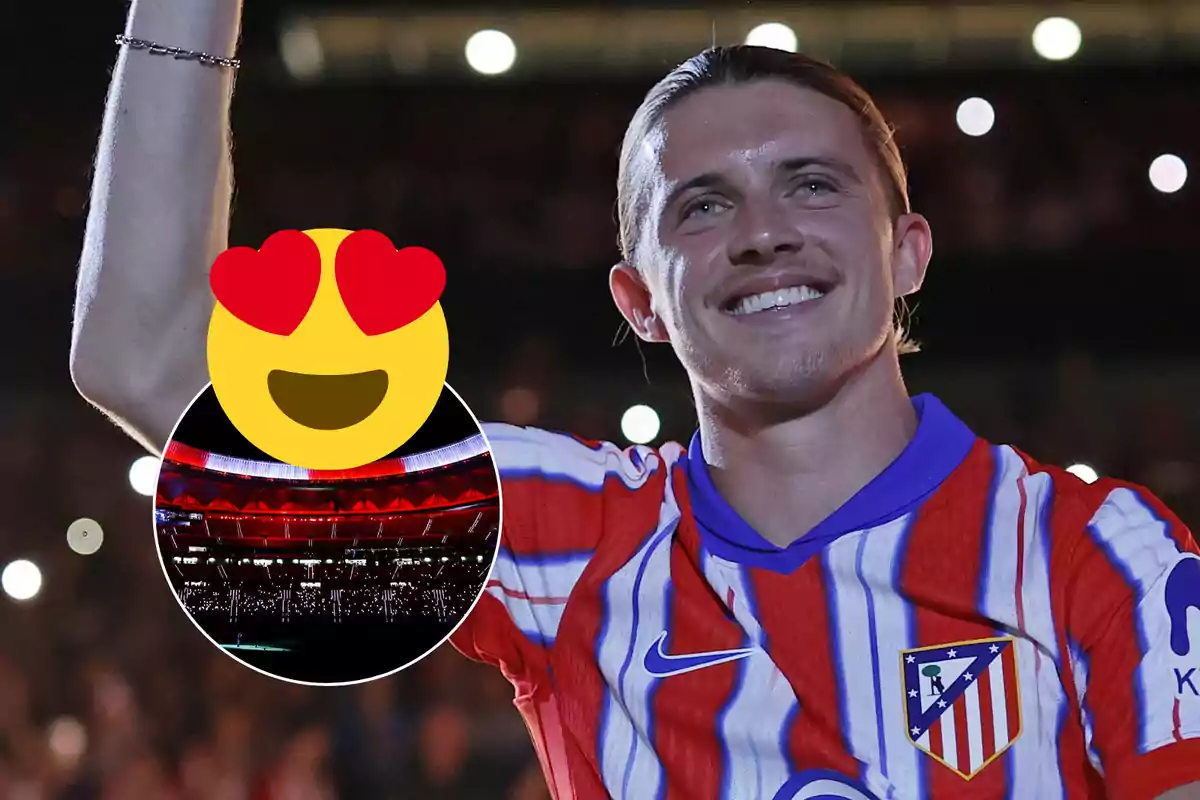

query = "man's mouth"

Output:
[[267, 369, 389, 430], [724, 283, 829, 316]]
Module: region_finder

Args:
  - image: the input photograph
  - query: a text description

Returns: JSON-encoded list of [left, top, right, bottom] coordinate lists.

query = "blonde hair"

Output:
[[616, 45, 921, 355]]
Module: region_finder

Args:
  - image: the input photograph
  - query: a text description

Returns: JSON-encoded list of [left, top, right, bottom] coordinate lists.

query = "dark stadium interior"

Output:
[[2, 0, 1198, 797], [155, 440, 499, 684]]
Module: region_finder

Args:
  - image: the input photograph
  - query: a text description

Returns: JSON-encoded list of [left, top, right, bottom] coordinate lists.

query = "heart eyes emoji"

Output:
[[209, 229, 446, 336]]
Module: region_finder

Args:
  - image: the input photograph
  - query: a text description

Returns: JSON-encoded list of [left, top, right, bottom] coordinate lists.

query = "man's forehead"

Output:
[[654, 83, 867, 181]]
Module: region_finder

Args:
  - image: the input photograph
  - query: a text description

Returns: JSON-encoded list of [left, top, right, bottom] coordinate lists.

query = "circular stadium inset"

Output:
[[152, 382, 500, 685]]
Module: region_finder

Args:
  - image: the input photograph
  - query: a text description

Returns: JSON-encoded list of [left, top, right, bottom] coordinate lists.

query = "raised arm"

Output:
[[70, 0, 243, 454]]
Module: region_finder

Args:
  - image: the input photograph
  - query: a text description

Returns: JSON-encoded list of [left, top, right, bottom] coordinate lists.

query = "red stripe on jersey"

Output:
[[751, 556, 862, 779], [1014, 476, 1028, 633], [498, 472, 663, 558], [1040, 471, 1200, 795], [899, 441, 1009, 798], [1044, 480, 1140, 779], [539, 465, 681, 800], [1002, 644, 1021, 749], [977, 667, 997, 761], [1030, 464, 1104, 797], [952, 699, 971, 775], [484, 581, 571, 605], [929, 716, 945, 761], [1174, 698, 1184, 743], [652, 518, 744, 800]]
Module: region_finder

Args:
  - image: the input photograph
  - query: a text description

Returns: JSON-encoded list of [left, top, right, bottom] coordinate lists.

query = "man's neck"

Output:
[[695, 347, 918, 549]]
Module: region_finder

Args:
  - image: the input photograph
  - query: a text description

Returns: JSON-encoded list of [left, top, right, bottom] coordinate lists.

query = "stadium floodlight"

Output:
[[465, 29, 516, 75], [1066, 463, 1099, 484], [2, 559, 42, 601], [1032, 17, 1082, 61], [956, 98, 995, 137], [621, 404, 661, 445], [745, 22, 798, 53], [1149, 154, 1188, 194], [128, 455, 159, 496]]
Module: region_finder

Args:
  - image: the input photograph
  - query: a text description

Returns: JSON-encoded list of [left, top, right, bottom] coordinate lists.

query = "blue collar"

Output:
[[684, 394, 978, 573]]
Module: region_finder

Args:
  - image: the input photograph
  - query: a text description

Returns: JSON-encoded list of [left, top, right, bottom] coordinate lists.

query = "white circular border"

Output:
[[149, 380, 505, 688]]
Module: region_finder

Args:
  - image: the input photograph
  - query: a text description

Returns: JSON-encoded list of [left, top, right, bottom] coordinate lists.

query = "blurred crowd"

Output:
[[1, 24, 1197, 800], [1, 348, 1198, 800], [4, 71, 1198, 287]]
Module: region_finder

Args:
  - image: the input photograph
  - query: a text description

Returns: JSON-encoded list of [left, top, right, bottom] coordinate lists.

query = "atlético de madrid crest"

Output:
[[900, 636, 1022, 780]]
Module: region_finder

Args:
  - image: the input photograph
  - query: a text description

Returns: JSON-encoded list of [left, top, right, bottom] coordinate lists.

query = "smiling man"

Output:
[[70, 2, 1200, 798]]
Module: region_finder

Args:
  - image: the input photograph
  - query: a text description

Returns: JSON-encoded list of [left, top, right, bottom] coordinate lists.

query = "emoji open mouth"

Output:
[[267, 369, 389, 430]]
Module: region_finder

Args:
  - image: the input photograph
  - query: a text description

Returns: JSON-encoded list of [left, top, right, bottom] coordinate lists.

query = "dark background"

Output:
[[0, 1, 1197, 798]]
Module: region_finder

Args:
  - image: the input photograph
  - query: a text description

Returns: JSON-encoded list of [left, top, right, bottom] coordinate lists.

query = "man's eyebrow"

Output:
[[662, 171, 728, 214], [777, 156, 862, 182], [661, 156, 864, 212]]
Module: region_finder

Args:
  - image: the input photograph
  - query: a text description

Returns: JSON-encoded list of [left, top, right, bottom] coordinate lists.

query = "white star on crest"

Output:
[[989, 644, 1000, 654], [906, 655, 915, 664], [964, 672, 973, 681], [946, 649, 958, 658], [909, 689, 918, 698], [911, 726, 921, 737], [938, 700, 947, 708]]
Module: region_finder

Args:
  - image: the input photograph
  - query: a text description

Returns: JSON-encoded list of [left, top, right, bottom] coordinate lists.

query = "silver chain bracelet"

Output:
[[115, 35, 240, 69]]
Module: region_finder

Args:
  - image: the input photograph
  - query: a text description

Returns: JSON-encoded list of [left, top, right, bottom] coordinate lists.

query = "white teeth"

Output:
[[730, 285, 825, 316]]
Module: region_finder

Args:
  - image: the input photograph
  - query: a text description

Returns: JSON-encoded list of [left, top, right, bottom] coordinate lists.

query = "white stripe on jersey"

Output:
[[482, 422, 666, 490], [988, 656, 1010, 757], [702, 556, 796, 800], [979, 446, 1066, 799], [1086, 487, 1196, 751], [1067, 640, 1103, 773], [484, 550, 590, 645], [595, 476, 682, 800], [824, 516, 922, 799], [964, 680, 985, 773], [939, 707, 959, 770]]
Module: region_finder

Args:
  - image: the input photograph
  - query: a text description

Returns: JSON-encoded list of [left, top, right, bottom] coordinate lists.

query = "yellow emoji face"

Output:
[[207, 228, 449, 470]]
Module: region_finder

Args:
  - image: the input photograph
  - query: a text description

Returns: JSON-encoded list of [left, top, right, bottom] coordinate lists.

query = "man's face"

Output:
[[626, 80, 927, 408]]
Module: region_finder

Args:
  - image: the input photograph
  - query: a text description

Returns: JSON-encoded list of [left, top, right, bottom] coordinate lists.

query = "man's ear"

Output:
[[892, 212, 933, 298], [610, 262, 668, 342]]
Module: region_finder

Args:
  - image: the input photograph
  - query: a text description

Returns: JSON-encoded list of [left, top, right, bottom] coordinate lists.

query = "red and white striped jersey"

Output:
[[450, 394, 1200, 800]]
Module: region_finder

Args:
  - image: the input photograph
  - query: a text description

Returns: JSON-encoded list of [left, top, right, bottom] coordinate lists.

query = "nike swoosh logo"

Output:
[[642, 631, 756, 678]]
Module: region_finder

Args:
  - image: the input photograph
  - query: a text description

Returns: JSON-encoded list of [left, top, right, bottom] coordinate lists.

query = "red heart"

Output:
[[335, 230, 446, 336], [209, 230, 322, 336]]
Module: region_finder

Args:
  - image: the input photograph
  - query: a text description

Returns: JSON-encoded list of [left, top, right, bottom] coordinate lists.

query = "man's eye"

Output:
[[798, 178, 836, 196], [682, 199, 725, 220]]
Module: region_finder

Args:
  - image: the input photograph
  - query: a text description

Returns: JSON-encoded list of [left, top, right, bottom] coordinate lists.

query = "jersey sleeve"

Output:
[[1060, 482, 1200, 800], [448, 423, 661, 687]]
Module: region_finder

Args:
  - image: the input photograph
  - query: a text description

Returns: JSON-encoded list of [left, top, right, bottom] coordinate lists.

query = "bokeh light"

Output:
[[128, 455, 159, 497], [956, 97, 995, 137], [1032, 17, 1082, 61], [2, 560, 43, 602], [66, 518, 104, 556], [1149, 154, 1188, 194], [621, 405, 661, 445], [1066, 463, 1099, 484], [465, 29, 517, 75], [745, 22, 798, 53]]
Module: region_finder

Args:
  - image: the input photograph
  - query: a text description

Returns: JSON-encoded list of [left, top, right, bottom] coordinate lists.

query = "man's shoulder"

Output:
[[990, 441, 1192, 540], [480, 422, 687, 492]]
